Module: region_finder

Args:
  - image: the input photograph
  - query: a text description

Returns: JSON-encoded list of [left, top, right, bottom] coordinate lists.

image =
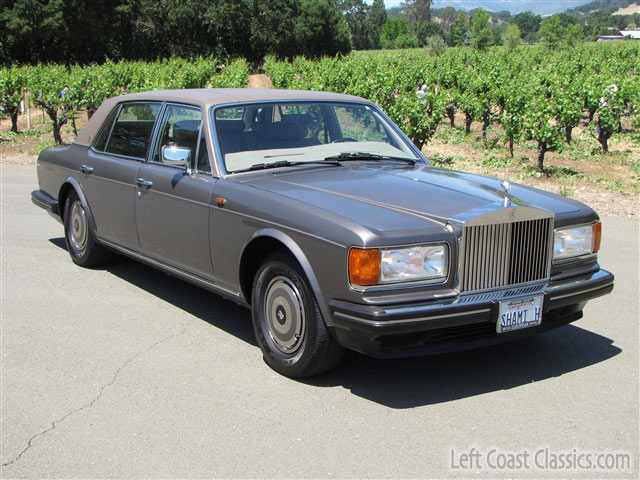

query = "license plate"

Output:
[[497, 295, 543, 333]]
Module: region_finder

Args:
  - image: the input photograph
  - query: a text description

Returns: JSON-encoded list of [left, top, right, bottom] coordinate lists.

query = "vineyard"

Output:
[[0, 58, 249, 144], [265, 43, 640, 172], [1, 43, 639, 206]]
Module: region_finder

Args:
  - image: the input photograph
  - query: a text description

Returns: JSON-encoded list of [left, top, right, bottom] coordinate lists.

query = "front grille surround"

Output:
[[458, 215, 553, 293]]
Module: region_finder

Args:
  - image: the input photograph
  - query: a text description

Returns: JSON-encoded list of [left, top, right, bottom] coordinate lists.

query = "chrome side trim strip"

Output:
[[549, 282, 614, 301], [98, 238, 241, 298]]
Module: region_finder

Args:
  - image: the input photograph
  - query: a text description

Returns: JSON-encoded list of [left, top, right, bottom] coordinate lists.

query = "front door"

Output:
[[135, 103, 215, 278]]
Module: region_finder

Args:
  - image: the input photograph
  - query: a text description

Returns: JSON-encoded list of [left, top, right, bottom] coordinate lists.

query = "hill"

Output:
[[566, 0, 640, 14]]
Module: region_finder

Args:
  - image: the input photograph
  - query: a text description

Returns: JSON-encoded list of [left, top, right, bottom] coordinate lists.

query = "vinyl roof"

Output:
[[116, 88, 368, 105]]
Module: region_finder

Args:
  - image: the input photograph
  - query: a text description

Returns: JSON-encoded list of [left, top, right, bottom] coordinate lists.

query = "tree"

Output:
[[394, 33, 419, 49], [367, 0, 387, 49], [503, 23, 521, 51], [439, 6, 458, 28], [513, 11, 541, 43], [470, 8, 493, 51], [388, 85, 445, 150], [402, 0, 431, 24], [564, 23, 584, 47], [416, 21, 445, 47], [591, 84, 623, 153], [523, 90, 564, 172], [247, 0, 299, 62], [294, 0, 351, 58], [340, 0, 371, 50], [425, 35, 446, 56], [0, 0, 67, 64], [450, 12, 468, 46], [538, 16, 564, 49], [0, 67, 24, 132], [28, 65, 74, 145], [381, 18, 410, 47]]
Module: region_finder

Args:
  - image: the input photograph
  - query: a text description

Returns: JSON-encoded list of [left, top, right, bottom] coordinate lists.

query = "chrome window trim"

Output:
[[146, 102, 212, 175], [208, 99, 429, 178], [91, 104, 121, 152], [92, 100, 163, 161]]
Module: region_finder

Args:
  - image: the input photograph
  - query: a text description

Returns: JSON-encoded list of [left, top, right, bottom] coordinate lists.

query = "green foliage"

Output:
[[538, 16, 565, 49], [0, 67, 25, 132], [295, 0, 351, 58], [425, 35, 447, 56], [503, 24, 522, 51], [2, 57, 248, 144], [470, 9, 493, 51], [449, 12, 468, 46], [513, 11, 541, 43], [264, 42, 640, 159], [394, 33, 420, 49], [340, 0, 386, 50], [381, 18, 411, 48], [0, 0, 351, 66]]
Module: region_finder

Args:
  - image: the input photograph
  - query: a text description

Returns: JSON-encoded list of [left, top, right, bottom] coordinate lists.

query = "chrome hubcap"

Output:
[[264, 276, 305, 354], [69, 200, 88, 251]]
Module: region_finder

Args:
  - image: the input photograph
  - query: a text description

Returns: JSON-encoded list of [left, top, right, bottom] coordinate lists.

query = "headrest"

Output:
[[216, 119, 245, 133], [265, 122, 307, 140], [282, 113, 314, 125], [174, 120, 201, 133]]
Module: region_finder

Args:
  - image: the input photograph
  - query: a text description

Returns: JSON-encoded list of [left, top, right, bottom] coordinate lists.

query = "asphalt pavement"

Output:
[[1, 164, 638, 478]]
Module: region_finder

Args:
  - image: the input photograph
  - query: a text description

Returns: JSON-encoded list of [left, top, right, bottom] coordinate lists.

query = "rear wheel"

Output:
[[252, 254, 344, 378], [63, 190, 112, 267]]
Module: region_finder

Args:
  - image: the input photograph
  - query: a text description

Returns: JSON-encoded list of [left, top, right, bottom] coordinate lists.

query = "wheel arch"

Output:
[[58, 177, 96, 231], [239, 229, 330, 323]]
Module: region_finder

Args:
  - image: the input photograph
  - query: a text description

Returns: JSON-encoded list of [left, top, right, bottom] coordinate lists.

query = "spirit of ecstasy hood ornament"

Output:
[[500, 180, 512, 207]]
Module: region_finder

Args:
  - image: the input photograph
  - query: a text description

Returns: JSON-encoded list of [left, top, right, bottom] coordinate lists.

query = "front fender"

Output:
[[243, 228, 333, 326]]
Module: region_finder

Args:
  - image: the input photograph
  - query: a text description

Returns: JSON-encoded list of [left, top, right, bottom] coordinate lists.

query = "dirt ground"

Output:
[[246, 74, 274, 89]]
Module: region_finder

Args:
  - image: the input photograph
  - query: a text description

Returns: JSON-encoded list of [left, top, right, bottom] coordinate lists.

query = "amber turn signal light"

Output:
[[349, 248, 380, 286], [593, 221, 602, 253]]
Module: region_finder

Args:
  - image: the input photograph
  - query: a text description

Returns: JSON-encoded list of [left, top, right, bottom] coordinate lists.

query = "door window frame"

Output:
[[91, 101, 163, 162], [146, 102, 212, 175]]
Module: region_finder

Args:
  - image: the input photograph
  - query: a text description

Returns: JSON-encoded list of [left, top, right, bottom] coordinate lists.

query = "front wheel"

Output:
[[63, 190, 112, 267], [251, 254, 344, 378]]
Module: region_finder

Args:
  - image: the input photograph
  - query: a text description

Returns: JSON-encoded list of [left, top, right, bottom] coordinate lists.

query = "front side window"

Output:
[[105, 102, 161, 159], [214, 102, 418, 173], [152, 104, 203, 168]]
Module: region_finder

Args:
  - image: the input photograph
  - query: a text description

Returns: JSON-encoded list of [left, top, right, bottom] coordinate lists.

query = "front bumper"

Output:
[[329, 269, 614, 358]]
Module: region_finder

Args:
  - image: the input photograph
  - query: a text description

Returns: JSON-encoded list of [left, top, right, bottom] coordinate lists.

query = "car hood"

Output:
[[242, 164, 582, 225]]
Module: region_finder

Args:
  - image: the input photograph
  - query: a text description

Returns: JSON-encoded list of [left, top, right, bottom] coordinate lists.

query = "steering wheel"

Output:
[[331, 137, 358, 143]]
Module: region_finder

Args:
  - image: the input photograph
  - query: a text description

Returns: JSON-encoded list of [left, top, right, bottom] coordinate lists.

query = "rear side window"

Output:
[[105, 102, 161, 159], [93, 107, 118, 152]]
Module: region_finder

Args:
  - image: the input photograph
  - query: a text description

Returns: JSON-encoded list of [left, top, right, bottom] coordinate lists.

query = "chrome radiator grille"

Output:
[[459, 218, 552, 292]]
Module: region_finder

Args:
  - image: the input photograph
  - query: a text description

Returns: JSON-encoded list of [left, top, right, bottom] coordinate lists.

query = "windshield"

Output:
[[213, 102, 421, 173]]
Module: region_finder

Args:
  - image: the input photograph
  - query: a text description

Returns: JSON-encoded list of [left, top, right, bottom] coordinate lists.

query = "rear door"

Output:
[[135, 103, 216, 278], [84, 102, 161, 249]]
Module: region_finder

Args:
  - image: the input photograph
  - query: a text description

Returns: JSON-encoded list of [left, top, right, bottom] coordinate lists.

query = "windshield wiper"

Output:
[[232, 159, 341, 174], [324, 152, 416, 165]]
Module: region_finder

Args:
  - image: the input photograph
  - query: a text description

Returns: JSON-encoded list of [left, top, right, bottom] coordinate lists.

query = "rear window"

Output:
[[105, 103, 161, 159]]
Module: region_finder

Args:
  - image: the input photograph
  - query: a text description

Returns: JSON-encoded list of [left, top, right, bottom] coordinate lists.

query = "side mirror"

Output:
[[162, 144, 192, 168]]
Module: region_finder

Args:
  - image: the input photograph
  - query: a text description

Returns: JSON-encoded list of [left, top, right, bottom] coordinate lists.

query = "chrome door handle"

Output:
[[80, 165, 94, 174], [136, 178, 153, 188]]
